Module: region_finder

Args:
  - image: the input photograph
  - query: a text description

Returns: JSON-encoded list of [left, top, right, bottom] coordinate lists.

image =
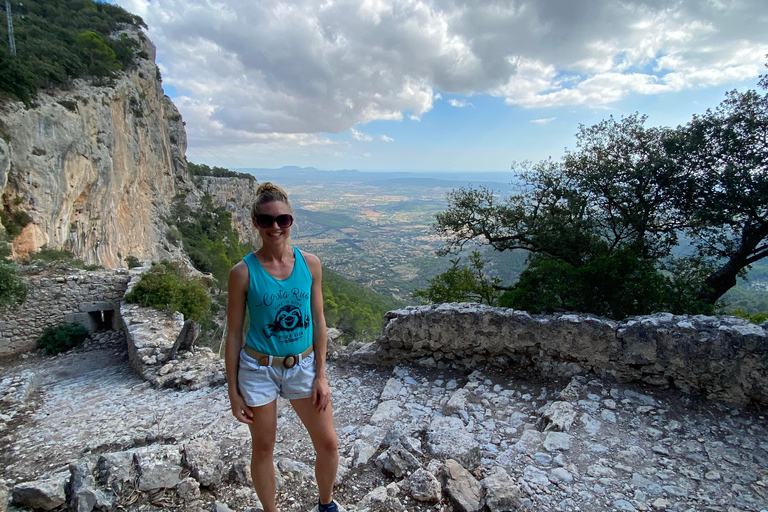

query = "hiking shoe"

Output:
[[310, 500, 344, 512]]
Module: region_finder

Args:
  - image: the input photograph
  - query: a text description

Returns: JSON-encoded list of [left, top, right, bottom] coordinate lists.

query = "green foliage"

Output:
[[25, 245, 100, 270], [0, 0, 146, 102], [75, 30, 121, 75], [124, 255, 142, 268], [37, 322, 89, 355], [730, 308, 768, 324], [169, 193, 252, 289], [187, 162, 255, 181], [323, 266, 404, 341], [124, 261, 210, 322], [414, 250, 501, 306], [499, 251, 714, 319], [0, 234, 27, 307], [0, 208, 32, 238], [433, 83, 768, 319], [57, 99, 78, 112]]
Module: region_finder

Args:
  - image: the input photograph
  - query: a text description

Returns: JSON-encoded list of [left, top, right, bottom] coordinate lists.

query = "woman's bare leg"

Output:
[[290, 398, 339, 504], [248, 400, 279, 512]]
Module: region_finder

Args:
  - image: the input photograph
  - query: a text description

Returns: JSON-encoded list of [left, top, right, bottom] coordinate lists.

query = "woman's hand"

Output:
[[228, 390, 254, 424], [312, 375, 331, 412]]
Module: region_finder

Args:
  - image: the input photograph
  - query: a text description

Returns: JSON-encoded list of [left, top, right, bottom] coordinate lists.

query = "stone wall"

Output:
[[0, 269, 131, 356], [367, 303, 768, 405]]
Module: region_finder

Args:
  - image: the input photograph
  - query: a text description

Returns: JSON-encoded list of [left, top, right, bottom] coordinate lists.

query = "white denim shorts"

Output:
[[237, 347, 316, 407]]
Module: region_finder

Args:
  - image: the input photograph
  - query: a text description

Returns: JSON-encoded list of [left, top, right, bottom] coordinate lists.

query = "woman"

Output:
[[225, 182, 340, 512]]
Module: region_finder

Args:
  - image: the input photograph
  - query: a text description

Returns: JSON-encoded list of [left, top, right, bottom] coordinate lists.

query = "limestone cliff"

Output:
[[0, 29, 195, 268], [194, 176, 259, 244]]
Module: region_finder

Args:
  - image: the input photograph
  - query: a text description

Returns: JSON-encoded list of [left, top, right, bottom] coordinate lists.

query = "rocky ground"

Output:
[[1, 331, 767, 512]]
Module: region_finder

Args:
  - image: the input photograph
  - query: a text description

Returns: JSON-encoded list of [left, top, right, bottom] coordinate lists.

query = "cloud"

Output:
[[351, 127, 374, 142], [530, 117, 556, 124], [448, 99, 473, 108], [380, 135, 395, 142], [117, 0, 768, 146]]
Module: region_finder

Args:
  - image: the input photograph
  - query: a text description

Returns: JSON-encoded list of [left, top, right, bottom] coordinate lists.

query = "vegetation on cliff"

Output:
[[0, 233, 26, 307], [188, 162, 256, 181], [168, 193, 253, 290], [423, 74, 768, 320], [323, 266, 404, 340], [0, 0, 146, 104]]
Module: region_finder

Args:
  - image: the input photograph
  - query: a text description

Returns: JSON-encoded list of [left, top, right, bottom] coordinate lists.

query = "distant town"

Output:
[[244, 168, 518, 301]]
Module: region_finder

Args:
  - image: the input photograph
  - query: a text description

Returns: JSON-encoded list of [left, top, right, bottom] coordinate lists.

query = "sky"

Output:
[[112, 0, 768, 172]]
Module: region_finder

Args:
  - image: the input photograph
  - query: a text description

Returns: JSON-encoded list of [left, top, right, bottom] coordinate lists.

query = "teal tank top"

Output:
[[243, 247, 314, 357]]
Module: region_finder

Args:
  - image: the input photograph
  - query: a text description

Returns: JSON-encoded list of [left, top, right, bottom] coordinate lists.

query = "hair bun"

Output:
[[256, 182, 289, 199]]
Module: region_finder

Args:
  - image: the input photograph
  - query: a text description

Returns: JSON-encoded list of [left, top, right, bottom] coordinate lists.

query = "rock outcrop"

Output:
[[367, 304, 768, 405], [0, 29, 191, 267]]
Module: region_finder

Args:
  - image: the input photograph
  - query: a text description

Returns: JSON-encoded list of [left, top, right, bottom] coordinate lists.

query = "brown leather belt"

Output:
[[243, 345, 313, 369]]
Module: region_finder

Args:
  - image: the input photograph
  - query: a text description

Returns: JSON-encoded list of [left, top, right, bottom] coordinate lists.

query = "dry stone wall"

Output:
[[367, 303, 768, 405], [0, 269, 131, 356]]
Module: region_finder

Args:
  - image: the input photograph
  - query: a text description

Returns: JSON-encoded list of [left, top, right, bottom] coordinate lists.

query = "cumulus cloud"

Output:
[[380, 135, 395, 142], [530, 117, 556, 124], [448, 99, 473, 108], [116, 0, 768, 147], [351, 128, 374, 142]]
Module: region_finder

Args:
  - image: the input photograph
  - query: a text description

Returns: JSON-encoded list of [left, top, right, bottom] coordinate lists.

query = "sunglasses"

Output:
[[255, 213, 294, 229]]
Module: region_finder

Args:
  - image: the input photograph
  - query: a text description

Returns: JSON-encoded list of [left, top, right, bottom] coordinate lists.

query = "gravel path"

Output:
[[1, 332, 767, 512]]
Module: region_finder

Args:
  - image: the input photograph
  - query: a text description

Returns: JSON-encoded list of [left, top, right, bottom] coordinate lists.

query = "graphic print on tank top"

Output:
[[254, 287, 311, 343]]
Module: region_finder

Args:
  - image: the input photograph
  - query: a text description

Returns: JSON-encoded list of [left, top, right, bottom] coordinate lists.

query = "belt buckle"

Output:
[[283, 354, 298, 369]]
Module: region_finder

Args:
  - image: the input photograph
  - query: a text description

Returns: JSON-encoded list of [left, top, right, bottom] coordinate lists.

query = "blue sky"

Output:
[[114, 0, 768, 172]]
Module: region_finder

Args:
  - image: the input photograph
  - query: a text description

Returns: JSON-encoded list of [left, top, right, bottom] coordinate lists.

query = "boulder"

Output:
[[182, 439, 224, 487], [356, 486, 405, 512], [439, 459, 482, 512], [134, 445, 184, 491], [408, 467, 441, 502], [11, 473, 68, 511], [426, 416, 480, 469], [375, 441, 421, 477], [481, 466, 522, 512]]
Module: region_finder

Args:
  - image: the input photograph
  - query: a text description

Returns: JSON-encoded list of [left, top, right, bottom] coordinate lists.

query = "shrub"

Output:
[[37, 323, 89, 355], [731, 308, 768, 324], [0, 262, 27, 307], [0, 209, 32, 238], [57, 99, 78, 112], [124, 255, 142, 268], [124, 261, 210, 322]]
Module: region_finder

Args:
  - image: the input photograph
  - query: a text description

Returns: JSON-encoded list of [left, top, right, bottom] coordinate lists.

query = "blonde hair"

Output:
[[251, 182, 292, 220], [251, 182, 293, 249]]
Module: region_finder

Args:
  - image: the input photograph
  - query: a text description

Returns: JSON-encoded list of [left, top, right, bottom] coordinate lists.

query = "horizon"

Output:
[[113, 0, 768, 172]]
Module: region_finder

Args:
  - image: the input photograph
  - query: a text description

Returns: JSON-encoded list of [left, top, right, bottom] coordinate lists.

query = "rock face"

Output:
[[0, 29, 190, 267], [195, 176, 259, 243], [370, 304, 768, 405]]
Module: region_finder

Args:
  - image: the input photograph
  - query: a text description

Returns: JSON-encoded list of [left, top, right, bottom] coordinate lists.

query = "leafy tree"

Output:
[[430, 79, 768, 318], [0, 0, 146, 101], [75, 30, 121, 75], [413, 250, 501, 306], [668, 87, 768, 304]]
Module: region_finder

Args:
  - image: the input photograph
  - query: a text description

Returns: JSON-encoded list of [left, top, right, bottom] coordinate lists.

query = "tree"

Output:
[[75, 30, 121, 75], [413, 250, 501, 306], [670, 88, 768, 304], [431, 82, 768, 318]]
